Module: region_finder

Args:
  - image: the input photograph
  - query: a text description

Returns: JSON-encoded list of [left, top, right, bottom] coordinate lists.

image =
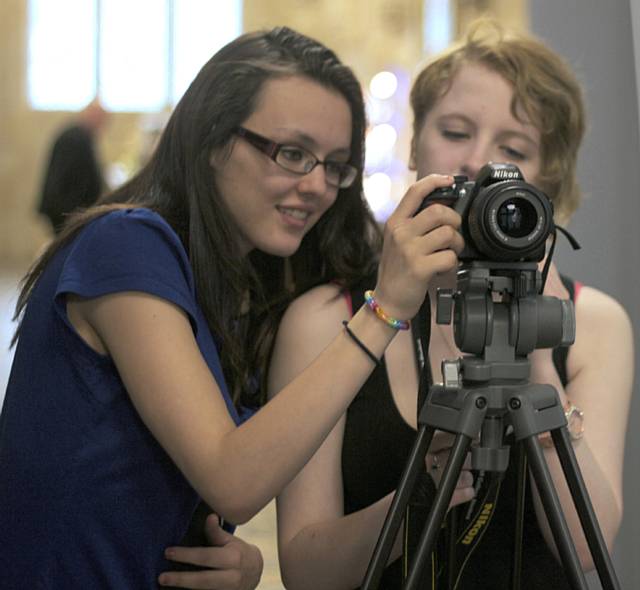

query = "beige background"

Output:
[[8, 2, 639, 590], [0, 0, 526, 269]]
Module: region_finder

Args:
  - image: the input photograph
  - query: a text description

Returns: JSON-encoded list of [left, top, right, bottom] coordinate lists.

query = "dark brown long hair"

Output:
[[13, 27, 380, 408]]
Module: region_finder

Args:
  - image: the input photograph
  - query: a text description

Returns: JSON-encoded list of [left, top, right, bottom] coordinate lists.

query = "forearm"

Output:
[[530, 356, 622, 570], [208, 306, 398, 523], [534, 437, 622, 571], [280, 493, 400, 590]]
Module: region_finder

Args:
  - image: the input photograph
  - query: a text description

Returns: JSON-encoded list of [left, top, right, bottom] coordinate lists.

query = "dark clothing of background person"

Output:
[[38, 124, 105, 233]]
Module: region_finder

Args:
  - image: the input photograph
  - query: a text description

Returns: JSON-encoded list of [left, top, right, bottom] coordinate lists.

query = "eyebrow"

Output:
[[437, 114, 539, 149], [497, 130, 539, 150], [275, 127, 352, 158]]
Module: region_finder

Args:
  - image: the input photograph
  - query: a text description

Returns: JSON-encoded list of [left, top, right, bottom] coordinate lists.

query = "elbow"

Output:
[[280, 563, 307, 590], [209, 496, 261, 526], [195, 467, 267, 525], [279, 541, 309, 590]]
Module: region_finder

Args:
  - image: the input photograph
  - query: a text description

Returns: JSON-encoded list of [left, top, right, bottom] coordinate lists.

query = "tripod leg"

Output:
[[522, 435, 588, 590], [361, 424, 435, 590], [403, 433, 472, 590], [551, 428, 621, 590]]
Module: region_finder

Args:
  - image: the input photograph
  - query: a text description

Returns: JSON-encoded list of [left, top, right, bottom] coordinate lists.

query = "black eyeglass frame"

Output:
[[234, 126, 358, 189]]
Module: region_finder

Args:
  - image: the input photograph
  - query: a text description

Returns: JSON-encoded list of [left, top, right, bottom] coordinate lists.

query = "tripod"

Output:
[[361, 261, 620, 590]]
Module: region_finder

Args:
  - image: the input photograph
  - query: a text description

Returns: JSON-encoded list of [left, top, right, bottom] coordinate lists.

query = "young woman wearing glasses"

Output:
[[0, 27, 463, 589]]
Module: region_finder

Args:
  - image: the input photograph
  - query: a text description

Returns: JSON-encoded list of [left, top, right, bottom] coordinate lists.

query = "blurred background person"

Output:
[[37, 98, 110, 233]]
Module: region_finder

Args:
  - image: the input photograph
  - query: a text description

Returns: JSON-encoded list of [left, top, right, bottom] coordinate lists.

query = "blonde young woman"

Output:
[[271, 20, 634, 590]]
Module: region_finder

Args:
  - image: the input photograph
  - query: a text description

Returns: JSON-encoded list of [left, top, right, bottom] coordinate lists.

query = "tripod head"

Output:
[[435, 260, 575, 388]]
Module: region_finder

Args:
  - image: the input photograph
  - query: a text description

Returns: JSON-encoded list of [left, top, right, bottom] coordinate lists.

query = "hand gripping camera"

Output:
[[418, 162, 555, 262]]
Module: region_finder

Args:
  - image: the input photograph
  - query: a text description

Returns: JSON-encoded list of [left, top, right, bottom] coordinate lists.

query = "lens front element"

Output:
[[496, 197, 538, 238]]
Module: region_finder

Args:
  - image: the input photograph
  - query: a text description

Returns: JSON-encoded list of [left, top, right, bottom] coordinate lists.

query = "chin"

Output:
[[256, 238, 303, 258]]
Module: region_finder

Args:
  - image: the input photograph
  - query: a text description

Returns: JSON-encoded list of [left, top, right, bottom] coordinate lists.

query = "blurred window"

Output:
[[28, 0, 242, 112]]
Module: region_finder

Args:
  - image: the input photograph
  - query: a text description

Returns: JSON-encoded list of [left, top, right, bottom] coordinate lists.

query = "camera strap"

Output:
[[540, 225, 581, 293], [405, 291, 508, 590]]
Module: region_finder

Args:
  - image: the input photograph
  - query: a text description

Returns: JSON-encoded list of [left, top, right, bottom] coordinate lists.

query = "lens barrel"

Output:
[[467, 181, 554, 261]]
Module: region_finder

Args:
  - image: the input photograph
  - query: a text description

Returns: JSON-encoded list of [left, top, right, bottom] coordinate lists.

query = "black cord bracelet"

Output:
[[342, 320, 381, 367]]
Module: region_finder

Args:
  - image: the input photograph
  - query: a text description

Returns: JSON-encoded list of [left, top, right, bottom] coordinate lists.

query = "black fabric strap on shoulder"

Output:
[[412, 294, 433, 414]]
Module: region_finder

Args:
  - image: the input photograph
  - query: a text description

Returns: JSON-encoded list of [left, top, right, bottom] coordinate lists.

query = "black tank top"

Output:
[[342, 276, 576, 589]]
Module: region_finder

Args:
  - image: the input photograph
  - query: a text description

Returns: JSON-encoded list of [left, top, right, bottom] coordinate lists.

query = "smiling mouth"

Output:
[[278, 206, 310, 221]]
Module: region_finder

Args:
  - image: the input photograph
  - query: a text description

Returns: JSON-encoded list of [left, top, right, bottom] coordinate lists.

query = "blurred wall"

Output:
[[529, 1, 640, 588], [0, 0, 148, 269], [1, 0, 529, 271], [246, 0, 424, 83]]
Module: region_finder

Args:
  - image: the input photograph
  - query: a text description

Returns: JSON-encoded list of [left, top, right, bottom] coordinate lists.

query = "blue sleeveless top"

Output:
[[0, 208, 240, 589]]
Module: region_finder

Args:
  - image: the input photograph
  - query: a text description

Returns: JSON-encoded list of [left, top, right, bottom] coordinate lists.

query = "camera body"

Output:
[[418, 163, 554, 262]]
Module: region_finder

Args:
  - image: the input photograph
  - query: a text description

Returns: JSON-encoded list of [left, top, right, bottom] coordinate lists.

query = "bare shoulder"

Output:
[[575, 285, 632, 334], [278, 283, 352, 338], [569, 285, 634, 380], [269, 283, 353, 397]]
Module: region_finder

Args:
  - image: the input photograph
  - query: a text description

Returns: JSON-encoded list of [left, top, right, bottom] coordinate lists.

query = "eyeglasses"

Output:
[[234, 126, 358, 189]]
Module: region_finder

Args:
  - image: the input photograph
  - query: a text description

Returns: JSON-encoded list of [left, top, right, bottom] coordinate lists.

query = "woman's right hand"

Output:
[[159, 514, 263, 589], [374, 174, 464, 322]]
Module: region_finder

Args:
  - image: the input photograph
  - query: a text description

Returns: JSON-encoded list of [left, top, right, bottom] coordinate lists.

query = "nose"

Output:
[[297, 163, 330, 197], [459, 140, 492, 181]]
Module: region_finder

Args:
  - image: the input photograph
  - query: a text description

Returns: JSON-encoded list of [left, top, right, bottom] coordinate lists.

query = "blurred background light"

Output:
[[369, 70, 398, 100], [365, 123, 398, 171], [363, 172, 393, 219]]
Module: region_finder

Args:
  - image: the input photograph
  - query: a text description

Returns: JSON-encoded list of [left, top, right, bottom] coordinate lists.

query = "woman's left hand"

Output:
[[159, 514, 263, 589]]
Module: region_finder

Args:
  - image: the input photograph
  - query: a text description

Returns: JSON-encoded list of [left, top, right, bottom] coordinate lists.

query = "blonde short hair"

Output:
[[411, 19, 586, 223]]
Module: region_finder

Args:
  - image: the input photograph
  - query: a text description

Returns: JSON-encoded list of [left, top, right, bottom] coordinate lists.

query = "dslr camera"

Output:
[[418, 163, 554, 262]]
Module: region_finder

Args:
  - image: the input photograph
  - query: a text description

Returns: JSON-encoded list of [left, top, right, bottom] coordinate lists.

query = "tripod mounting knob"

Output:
[[436, 288, 454, 325], [442, 359, 462, 389]]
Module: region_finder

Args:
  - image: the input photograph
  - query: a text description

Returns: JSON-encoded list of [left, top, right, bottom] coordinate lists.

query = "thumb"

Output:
[[205, 513, 233, 546]]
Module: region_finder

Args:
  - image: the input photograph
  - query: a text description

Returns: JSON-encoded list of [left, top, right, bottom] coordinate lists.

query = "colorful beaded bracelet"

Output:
[[364, 290, 410, 330]]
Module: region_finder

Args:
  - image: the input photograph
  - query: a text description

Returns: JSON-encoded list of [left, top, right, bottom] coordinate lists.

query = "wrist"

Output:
[[364, 290, 410, 330]]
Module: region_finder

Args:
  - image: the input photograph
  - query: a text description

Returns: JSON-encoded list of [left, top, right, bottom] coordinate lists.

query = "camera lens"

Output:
[[467, 182, 554, 261], [496, 197, 538, 238]]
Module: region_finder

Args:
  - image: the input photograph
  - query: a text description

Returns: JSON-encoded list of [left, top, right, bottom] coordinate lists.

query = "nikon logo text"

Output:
[[461, 502, 494, 545], [492, 170, 519, 179]]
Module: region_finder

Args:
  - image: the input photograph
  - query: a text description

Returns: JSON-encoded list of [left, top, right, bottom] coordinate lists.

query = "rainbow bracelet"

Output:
[[364, 290, 410, 330]]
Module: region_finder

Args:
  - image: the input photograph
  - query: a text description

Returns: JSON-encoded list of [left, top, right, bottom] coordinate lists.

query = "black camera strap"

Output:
[[405, 291, 508, 590], [405, 294, 503, 590], [540, 225, 581, 293]]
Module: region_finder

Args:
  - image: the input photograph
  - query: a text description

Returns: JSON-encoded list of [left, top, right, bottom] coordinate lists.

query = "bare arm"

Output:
[[529, 279, 634, 570], [271, 179, 482, 589], [270, 285, 400, 590], [71, 173, 463, 526], [74, 290, 397, 526]]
